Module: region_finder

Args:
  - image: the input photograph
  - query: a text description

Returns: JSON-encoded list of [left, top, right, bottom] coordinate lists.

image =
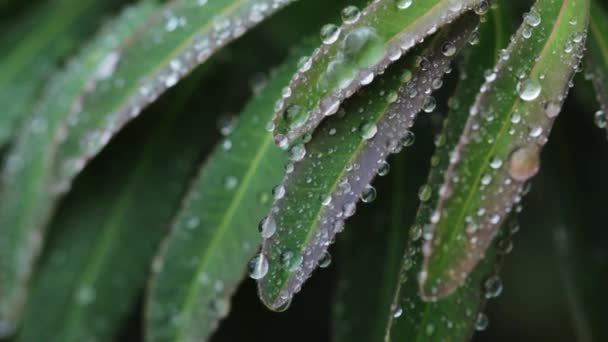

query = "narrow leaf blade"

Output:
[[271, 0, 486, 145], [421, 0, 590, 300], [258, 14, 479, 310]]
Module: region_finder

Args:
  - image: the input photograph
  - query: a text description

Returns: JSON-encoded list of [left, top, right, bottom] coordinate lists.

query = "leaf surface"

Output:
[[271, 0, 487, 146], [420, 0, 590, 300], [258, 14, 479, 310]]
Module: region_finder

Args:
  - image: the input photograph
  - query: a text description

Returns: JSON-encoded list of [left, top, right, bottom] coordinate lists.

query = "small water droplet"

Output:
[[396, 0, 413, 10], [320, 24, 341, 45], [248, 254, 269, 279], [361, 185, 377, 203], [259, 216, 277, 239], [517, 79, 542, 101]]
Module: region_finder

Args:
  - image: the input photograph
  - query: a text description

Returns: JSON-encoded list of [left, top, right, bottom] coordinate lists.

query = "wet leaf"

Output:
[[143, 44, 309, 342], [0, 0, 126, 145], [258, 14, 479, 311], [386, 4, 513, 340], [271, 0, 487, 146], [16, 69, 211, 342], [0, 0, 293, 332], [420, 0, 590, 300], [0, 3, 158, 334], [586, 0, 608, 135]]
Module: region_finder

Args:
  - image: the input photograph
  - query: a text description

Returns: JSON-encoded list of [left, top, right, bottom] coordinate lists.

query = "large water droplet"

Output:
[[396, 0, 413, 10], [517, 79, 542, 101], [248, 254, 269, 279], [320, 24, 341, 45], [259, 216, 277, 239], [508, 146, 540, 182]]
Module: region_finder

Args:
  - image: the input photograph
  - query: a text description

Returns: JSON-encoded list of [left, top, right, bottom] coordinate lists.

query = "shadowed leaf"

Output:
[[258, 14, 479, 311], [420, 0, 590, 300]]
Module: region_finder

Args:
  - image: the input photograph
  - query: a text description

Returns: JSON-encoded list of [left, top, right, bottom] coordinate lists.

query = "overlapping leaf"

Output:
[[271, 0, 487, 146], [0, 0, 126, 145], [257, 14, 479, 310], [420, 0, 590, 300], [0, 0, 294, 333], [586, 0, 608, 135], [16, 71, 210, 342], [385, 5, 513, 340], [0, 3, 158, 334]]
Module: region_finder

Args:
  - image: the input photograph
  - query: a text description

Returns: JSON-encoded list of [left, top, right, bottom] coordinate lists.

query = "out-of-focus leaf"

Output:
[[271, 0, 486, 146], [586, 0, 608, 135], [0, 0, 126, 146], [144, 43, 311, 342], [16, 68, 211, 342], [386, 3, 513, 340], [420, 0, 590, 300], [0, 3, 158, 335], [258, 14, 479, 311]]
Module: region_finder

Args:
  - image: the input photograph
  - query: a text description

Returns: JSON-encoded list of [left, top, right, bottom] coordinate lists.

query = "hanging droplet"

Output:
[[361, 185, 377, 203], [248, 254, 269, 280], [319, 251, 332, 268], [258, 216, 277, 239], [418, 184, 432, 202], [594, 110, 607, 128], [320, 24, 341, 45], [483, 275, 503, 299], [423, 96, 437, 113], [475, 313, 489, 331], [273, 185, 286, 199], [341, 5, 361, 24]]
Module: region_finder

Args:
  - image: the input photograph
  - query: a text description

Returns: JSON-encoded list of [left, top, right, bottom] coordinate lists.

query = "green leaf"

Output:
[[385, 5, 513, 340], [15, 68, 211, 342], [0, 0, 294, 332], [271, 0, 487, 146], [257, 14, 479, 311], [144, 44, 307, 342], [586, 0, 608, 135], [420, 0, 590, 300], [0, 0, 126, 146], [0, 3, 158, 334]]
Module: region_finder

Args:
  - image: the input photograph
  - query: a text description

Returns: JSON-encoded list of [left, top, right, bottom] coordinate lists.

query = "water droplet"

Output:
[[544, 101, 562, 118], [288, 144, 306, 161], [396, 0, 413, 10], [281, 251, 303, 272], [224, 176, 238, 190], [341, 5, 361, 24], [259, 216, 277, 239], [360, 122, 378, 140], [392, 306, 404, 318], [517, 79, 542, 101], [490, 158, 503, 169], [524, 9, 541, 27], [319, 251, 332, 268], [418, 184, 432, 202], [285, 105, 309, 130], [441, 42, 456, 57], [508, 146, 540, 182], [320, 24, 341, 45], [378, 161, 390, 176], [475, 313, 489, 331], [422, 96, 436, 113], [361, 185, 377, 203], [484, 275, 503, 298], [248, 254, 269, 279], [401, 130, 416, 147], [273, 185, 286, 200], [594, 110, 607, 128], [76, 286, 96, 305]]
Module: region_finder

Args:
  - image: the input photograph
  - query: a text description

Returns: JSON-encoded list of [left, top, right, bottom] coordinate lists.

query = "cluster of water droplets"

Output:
[[417, 4, 588, 301], [272, 0, 483, 145]]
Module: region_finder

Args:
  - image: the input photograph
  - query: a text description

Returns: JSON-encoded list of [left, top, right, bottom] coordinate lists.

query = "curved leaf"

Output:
[[144, 45, 306, 342], [271, 0, 487, 146], [420, 0, 590, 300], [258, 14, 479, 311], [0, 0, 126, 145], [386, 4, 513, 340], [0, 3, 158, 334], [0, 0, 293, 333], [16, 70, 210, 342], [586, 0, 608, 135]]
